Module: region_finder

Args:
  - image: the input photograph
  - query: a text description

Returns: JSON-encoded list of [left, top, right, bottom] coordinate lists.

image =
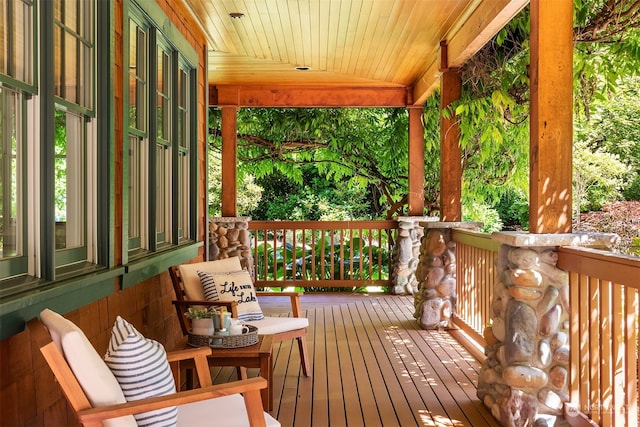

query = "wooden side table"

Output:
[[176, 334, 274, 411]]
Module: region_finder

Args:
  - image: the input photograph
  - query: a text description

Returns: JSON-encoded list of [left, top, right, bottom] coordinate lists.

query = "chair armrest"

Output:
[[166, 346, 212, 387], [76, 377, 268, 426], [255, 292, 304, 318]]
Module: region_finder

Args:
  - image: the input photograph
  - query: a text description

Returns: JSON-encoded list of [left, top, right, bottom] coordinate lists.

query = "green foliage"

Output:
[[207, 148, 263, 217], [243, 166, 374, 221], [630, 237, 640, 257], [494, 188, 530, 230], [573, 139, 628, 212], [575, 76, 640, 203], [209, 107, 409, 218], [462, 202, 503, 233]]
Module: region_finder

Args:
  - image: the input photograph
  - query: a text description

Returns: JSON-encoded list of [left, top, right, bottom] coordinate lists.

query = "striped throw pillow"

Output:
[[104, 316, 178, 427], [198, 270, 265, 322], [197, 270, 219, 300]]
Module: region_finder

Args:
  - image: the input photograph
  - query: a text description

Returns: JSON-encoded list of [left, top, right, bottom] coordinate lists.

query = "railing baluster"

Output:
[[292, 227, 297, 282]]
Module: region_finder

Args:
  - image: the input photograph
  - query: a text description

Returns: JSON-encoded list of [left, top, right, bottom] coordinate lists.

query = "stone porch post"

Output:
[[208, 216, 254, 278], [478, 231, 619, 427], [414, 221, 482, 328], [390, 216, 438, 295]]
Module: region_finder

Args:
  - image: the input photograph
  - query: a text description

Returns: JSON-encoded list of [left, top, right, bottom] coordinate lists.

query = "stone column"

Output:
[[391, 216, 438, 295], [478, 232, 619, 427], [208, 217, 254, 278], [414, 221, 482, 329]]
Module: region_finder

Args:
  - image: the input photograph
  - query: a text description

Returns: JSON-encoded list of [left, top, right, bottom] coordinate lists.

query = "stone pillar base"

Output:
[[478, 231, 619, 427], [390, 216, 438, 295], [208, 217, 254, 277], [414, 221, 482, 329]]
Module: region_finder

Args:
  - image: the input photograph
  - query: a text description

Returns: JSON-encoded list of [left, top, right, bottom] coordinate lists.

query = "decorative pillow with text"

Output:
[[198, 270, 264, 322]]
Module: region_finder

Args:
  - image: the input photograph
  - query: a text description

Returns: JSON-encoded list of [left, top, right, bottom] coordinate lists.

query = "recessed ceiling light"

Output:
[[229, 12, 244, 19], [295, 66, 311, 71]]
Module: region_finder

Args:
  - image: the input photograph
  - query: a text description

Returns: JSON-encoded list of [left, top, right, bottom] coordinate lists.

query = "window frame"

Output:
[[123, 2, 198, 266]]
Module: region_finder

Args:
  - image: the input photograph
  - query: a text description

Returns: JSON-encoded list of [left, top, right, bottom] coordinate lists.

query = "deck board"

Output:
[[210, 293, 500, 427]]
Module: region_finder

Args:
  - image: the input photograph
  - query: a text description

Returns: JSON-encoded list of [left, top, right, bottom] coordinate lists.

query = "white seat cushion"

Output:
[[177, 394, 280, 427], [39, 309, 137, 427], [248, 316, 309, 335]]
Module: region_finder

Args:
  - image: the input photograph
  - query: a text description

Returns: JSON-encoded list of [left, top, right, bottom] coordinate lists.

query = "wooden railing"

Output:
[[557, 247, 640, 427], [451, 229, 500, 345], [248, 220, 397, 289]]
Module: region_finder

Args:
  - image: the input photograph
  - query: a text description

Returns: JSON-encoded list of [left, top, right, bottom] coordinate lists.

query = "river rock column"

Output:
[[478, 232, 619, 427], [391, 216, 438, 295], [414, 221, 482, 329], [209, 217, 254, 278]]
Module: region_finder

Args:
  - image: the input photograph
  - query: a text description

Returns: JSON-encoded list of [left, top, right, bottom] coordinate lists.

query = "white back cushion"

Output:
[[178, 257, 243, 301], [39, 309, 137, 427]]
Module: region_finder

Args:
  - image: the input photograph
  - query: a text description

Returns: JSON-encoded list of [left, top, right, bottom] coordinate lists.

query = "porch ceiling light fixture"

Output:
[[295, 66, 311, 71], [229, 12, 244, 19]]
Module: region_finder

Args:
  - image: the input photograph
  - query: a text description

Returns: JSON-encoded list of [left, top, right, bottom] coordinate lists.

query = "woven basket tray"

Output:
[[188, 325, 258, 349]]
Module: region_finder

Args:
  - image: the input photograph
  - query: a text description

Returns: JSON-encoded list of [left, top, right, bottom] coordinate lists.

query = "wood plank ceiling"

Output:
[[182, 0, 529, 106]]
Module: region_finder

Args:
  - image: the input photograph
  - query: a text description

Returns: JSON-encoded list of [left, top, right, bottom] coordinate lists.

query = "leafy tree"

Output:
[[207, 149, 263, 217], [575, 77, 640, 201], [209, 108, 418, 219], [572, 138, 628, 213]]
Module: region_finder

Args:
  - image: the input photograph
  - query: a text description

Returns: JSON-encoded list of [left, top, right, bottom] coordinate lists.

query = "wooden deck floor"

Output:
[[211, 293, 500, 427]]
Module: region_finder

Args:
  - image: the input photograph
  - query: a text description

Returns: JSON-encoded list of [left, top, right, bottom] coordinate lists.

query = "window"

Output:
[[155, 43, 172, 247], [0, 85, 27, 275], [51, 0, 94, 273], [0, 0, 33, 280], [53, 108, 88, 266], [0, 0, 35, 86], [125, 4, 196, 260], [127, 17, 148, 255], [1, 0, 97, 285], [53, 0, 93, 109], [176, 65, 190, 242]]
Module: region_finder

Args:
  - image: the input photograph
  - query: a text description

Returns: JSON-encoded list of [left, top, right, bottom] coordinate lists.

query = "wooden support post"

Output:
[[439, 42, 462, 222], [221, 107, 238, 217], [529, 0, 573, 233], [408, 106, 425, 215]]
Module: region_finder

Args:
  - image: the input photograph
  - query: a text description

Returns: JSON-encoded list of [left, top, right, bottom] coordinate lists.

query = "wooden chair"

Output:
[[29, 310, 280, 427], [169, 257, 311, 376]]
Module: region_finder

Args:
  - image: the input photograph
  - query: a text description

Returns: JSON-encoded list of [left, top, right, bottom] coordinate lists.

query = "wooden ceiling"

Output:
[[182, 0, 529, 106]]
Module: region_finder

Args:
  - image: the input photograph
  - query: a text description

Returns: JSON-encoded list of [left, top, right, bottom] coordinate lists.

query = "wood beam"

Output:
[[440, 43, 462, 222], [221, 107, 237, 217], [412, 0, 528, 104], [413, 59, 440, 105], [408, 106, 425, 215], [447, 0, 529, 68], [529, 0, 573, 233], [211, 85, 410, 107]]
